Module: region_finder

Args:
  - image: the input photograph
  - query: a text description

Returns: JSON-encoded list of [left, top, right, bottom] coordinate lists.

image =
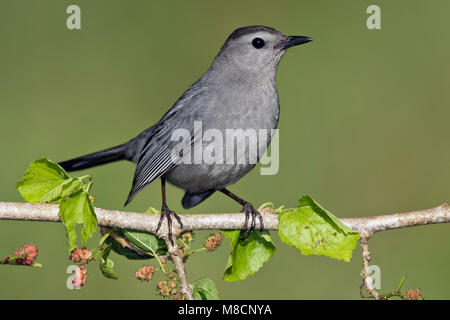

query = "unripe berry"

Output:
[[14, 244, 38, 265], [180, 231, 194, 243], [406, 289, 423, 300], [135, 265, 155, 281], [204, 233, 222, 251], [70, 248, 93, 264], [72, 265, 88, 288]]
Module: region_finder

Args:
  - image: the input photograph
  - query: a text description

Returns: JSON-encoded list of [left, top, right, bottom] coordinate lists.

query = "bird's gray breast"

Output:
[[165, 78, 279, 194]]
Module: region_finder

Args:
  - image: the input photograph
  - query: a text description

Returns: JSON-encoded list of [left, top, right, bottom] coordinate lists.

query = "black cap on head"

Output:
[[227, 25, 281, 41]]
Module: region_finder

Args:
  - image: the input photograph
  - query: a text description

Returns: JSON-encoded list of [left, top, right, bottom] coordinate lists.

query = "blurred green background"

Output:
[[1, 0, 449, 299]]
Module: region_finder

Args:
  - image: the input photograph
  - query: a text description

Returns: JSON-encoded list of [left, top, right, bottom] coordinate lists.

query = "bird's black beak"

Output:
[[280, 36, 313, 50]]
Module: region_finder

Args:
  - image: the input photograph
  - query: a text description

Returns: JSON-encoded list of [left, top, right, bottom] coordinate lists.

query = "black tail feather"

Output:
[[59, 143, 128, 172]]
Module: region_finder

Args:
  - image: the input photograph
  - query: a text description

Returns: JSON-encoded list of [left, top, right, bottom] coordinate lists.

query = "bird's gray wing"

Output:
[[124, 84, 205, 205]]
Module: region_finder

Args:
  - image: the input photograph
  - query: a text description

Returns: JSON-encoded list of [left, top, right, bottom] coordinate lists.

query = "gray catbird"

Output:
[[59, 26, 312, 242]]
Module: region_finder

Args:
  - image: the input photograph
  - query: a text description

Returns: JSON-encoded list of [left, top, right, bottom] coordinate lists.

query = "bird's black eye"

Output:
[[252, 37, 265, 49]]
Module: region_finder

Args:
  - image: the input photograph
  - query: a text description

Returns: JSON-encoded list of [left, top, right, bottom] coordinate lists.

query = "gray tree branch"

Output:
[[164, 234, 194, 300], [1, 201, 447, 236]]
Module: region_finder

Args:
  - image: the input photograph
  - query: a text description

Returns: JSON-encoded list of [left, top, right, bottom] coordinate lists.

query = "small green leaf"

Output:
[[123, 230, 158, 253], [192, 277, 219, 300], [108, 237, 151, 260], [16, 158, 73, 203], [146, 207, 160, 214], [111, 208, 167, 258], [98, 230, 112, 248], [257, 202, 274, 211], [122, 230, 166, 255], [99, 243, 118, 279], [278, 195, 359, 262], [257, 202, 285, 214], [222, 230, 275, 282], [59, 189, 98, 251]]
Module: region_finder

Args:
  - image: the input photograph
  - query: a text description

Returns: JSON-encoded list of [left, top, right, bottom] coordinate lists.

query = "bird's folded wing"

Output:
[[125, 85, 206, 205], [125, 144, 177, 205]]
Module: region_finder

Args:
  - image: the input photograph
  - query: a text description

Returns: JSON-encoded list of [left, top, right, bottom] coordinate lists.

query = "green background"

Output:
[[1, 0, 449, 299]]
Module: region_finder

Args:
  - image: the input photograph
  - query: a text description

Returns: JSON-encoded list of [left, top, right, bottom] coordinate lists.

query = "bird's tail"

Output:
[[59, 143, 128, 172]]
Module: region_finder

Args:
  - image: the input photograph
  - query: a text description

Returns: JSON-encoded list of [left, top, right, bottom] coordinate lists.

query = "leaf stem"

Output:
[[186, 248, 206, 255], [378, 275, 408, 299], [148, 248, 168, 274], [98, 230, 112, 248], [85, 181, 93, 194], [79, 175, 92, 182], [395, 274, 407, 291], [0, 254, 20, 264], [0, 254, 42, 267], [178, 239, 189, 249]]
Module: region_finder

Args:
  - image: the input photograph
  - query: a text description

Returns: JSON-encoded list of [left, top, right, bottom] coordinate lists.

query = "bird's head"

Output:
[[214, 26, 313, 75]]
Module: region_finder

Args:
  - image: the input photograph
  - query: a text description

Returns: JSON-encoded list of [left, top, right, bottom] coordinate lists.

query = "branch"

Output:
[[340, 203, 449, 236], [1, 201, 448, 236], [359, 236, 379, 299], [0, 201, 448, 300], [165, 234, 194, 300]]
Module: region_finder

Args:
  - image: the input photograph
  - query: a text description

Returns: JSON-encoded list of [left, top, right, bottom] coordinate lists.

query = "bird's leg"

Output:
[[156, 178, 183, 245], [220, 188, 264, 240]]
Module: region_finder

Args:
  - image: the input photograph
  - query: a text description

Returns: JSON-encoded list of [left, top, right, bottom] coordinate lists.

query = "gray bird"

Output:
[[59, 26, 312, 242]]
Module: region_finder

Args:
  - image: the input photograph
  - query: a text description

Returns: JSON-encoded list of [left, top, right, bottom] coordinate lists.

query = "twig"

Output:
[[164, 235, 193, 300], [359, 235, 380, 299]]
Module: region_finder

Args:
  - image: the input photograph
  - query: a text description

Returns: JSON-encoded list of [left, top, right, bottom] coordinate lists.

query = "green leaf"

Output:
[[108, 237, 151, 260], [112, 208, 167, 258], [257, 202, 285, 214], [122, 230, 167, 255], [192, 277, 219, 300], [222, 230, 275, 282], [40, 178, 82, 203], [145, 207, 160, 214], [59, 189, 98, 251], [99, 243, 118, 279], [16, 158, 73, 203], [278, 195, 359, 262]]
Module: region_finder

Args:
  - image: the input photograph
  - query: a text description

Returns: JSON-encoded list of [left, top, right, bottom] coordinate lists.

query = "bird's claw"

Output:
[[240, 202, 264, 240], [156, 204, 183, 245]]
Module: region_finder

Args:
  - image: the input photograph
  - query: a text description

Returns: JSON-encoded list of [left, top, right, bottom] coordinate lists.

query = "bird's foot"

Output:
[[240, 202, 264, 240], [156, 204, 183, 245]]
